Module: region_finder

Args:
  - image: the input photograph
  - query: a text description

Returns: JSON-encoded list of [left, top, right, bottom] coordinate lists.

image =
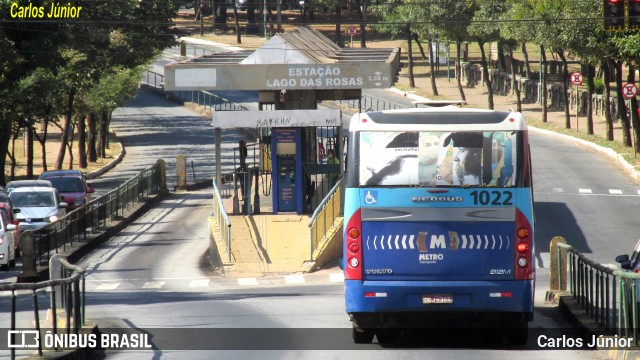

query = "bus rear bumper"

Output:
[[346, 279, 534, 328]]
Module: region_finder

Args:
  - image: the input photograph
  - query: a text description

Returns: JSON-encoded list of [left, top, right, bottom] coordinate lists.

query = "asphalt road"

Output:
[[1, 86, 630, 359]]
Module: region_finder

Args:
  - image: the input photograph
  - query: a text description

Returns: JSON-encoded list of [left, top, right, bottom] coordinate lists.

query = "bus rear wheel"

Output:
[[352, 326, 374, 344]]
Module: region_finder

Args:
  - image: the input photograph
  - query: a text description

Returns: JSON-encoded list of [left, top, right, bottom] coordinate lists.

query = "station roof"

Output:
[[164, 26, 401, 91]]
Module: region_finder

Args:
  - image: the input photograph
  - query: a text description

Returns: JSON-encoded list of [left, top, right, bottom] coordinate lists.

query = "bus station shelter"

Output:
[[164, 26, 401, 215]]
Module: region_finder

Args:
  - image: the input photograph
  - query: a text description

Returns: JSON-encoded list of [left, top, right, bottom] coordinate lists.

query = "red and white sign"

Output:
[[623, 83, 638, 99], [346, 26, 357, 36], [570, 72, 583, 86]]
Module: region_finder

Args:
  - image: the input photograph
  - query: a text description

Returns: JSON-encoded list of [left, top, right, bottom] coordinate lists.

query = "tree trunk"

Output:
[[511, 50, 522, 112], [456, 40, 466, 101], [428, 36, 439, 96], [586, 63, 595, 135], [541, 45, 548, 123], [478, 39, 494, 110], [628, 64, 640, 153], [98, 111, 109, 158], [557, 50, 571, 129], [522, 42, 531, 79], [412, 33, 427, 59], [78, 114, 87, 168], [0, 117, 11, 186], [406, 24, 415, 88], [233, 3, 241, 44], [55, 90, 75, 169], [614, 59, 632, 146], [8, 133, 16, 180], [357, 0, 366, 48], [497, 41, 507, 72], [247, 3, 258, 34], [26, 126, 34, 178], [334, 6, 342, 46], [602, 58, 614, 141], [277, 0, 283, 32], [87, 112, 97, 162], [36, 120, 49, 171]]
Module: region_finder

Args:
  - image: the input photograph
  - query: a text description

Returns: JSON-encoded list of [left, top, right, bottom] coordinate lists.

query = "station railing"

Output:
[[556, 242, 640, 345], [212, 179, 232, 263], [0, 256, 86, 360], [308, 178, 343, 260]]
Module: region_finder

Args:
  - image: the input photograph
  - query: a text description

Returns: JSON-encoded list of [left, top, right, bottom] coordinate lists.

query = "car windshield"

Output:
[[49, 178, 84, 192], [10, 192, 55, 207]]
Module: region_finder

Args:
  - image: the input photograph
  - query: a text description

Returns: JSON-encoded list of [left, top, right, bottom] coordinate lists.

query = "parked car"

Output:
[[0, 208, 17, 270], [39, 170, 94, 211], [615, 240, 640, 328], [0, 193, 21, 255], [8, 187, 68, 231], [616, 239, 640, 272], [5, 180, 53, 195]]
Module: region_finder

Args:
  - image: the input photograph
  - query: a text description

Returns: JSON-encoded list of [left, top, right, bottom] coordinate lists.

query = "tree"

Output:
[[468, 0, 509, 110], [430, 0, 477, 101]]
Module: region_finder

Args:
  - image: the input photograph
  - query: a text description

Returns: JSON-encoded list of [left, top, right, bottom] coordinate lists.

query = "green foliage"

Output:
[[593, 78, 604, 95]]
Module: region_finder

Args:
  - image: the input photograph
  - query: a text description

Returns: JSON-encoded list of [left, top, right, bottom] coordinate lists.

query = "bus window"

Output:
[[359, 130, 517, 188]]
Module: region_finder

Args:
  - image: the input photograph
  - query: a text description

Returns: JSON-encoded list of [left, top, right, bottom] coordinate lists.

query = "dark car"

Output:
[[39, 170, 94, 211]]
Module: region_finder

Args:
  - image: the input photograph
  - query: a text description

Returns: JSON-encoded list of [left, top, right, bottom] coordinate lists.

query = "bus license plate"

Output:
[[422, 294, 453, 304]]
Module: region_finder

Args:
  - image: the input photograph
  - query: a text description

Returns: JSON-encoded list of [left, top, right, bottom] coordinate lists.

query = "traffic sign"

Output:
[[570, 72, 583, 86], [346, 26, 357, 36], [623, 83, 638, 99]]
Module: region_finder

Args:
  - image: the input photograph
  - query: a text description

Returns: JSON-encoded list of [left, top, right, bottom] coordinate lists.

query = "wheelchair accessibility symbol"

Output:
[[365, 191, 377, 205]]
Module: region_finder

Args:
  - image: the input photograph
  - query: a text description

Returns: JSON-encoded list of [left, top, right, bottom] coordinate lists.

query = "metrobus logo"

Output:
[[366, 231, 511, 251]]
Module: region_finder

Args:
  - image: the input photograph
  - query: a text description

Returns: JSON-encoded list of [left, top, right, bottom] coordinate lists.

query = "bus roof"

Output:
[[349, 107, 527, 132]]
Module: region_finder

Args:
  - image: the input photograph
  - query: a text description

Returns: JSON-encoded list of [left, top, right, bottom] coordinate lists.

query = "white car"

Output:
[[0, 209, 17, 270], [8, 187, 68, 231]]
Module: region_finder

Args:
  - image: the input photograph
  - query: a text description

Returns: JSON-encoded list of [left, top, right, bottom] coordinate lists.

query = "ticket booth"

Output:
[[271, 128, 303, 214]]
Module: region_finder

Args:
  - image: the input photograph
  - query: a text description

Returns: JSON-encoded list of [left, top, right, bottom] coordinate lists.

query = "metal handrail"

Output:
[[308, 177, 343, 260], [212, 179, 232, 263], [25, 160, 164, 270], [0, 256, 85, 359], [556, 242, 640, 345]]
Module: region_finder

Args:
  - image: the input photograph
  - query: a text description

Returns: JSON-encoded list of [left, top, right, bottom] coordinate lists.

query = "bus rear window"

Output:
[[358, 131, 518, 187]]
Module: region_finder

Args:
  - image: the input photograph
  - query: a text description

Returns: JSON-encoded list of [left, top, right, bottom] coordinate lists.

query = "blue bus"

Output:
[[343, 108, 535, 344]]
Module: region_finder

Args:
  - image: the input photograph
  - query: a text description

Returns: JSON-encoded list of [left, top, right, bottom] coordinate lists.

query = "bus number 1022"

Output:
[[470, 190, 513, 206]]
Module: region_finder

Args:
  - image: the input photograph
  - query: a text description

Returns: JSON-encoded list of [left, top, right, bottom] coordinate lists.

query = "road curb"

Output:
[[85, 135, 126, 181]]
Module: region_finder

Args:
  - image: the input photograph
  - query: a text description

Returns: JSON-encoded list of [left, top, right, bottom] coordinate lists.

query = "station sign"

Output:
[[166, 63, 395, 91]]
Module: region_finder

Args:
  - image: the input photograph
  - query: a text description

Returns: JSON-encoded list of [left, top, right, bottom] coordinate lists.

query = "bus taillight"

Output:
[[345, 208, 363, 280], [514, 209, 533, 280]]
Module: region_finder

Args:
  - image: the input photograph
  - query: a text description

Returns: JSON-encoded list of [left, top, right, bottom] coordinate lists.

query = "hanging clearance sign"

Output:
[[212, 109, 341, 128]]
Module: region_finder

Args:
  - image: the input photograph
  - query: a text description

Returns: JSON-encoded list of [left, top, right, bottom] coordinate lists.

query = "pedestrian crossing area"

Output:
[[538, 188, 640, 196], [84, 272, 346, 292]]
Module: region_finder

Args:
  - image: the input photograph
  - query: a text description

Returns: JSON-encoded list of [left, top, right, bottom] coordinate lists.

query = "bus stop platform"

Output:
[[207, 182, 343, 277]]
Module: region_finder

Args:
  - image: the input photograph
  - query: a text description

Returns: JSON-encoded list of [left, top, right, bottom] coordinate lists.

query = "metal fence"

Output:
[[335, 93, 406, 113], [27, 160, 165, 268], [0, 256, 86, 360], [141, 70, 248, 112], [556, 242, 640, 345]]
